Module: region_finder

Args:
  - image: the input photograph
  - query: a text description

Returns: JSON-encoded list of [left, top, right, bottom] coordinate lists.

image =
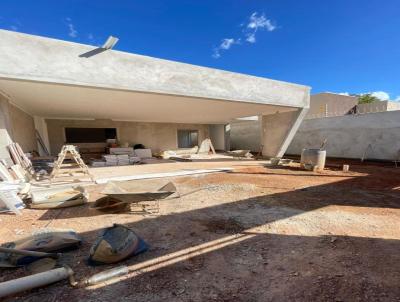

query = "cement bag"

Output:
[[0, 229, 82, 267], [88, 224, 148, 265]]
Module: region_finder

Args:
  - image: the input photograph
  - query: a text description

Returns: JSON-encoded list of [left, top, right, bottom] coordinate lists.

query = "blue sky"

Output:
[[0, 0, 399, 100]]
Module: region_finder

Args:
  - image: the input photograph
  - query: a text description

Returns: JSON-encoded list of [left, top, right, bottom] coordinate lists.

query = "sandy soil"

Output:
[[1, 160, 400, 301]]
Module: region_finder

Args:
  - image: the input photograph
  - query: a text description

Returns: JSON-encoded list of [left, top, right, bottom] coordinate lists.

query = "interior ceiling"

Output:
[[0, 79, 297, 124]]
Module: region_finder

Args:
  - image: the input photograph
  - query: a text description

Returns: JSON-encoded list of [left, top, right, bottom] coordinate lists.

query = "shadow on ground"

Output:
[[2, 162, 400, 301]]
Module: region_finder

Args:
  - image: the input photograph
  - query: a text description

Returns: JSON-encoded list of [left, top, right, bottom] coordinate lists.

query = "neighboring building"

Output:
[[304, 92, 358, 119], [305, 92, 400, 119], [0, 30, 310, 161], [356, 100, 400, 114], [231, 92, 400, 160]]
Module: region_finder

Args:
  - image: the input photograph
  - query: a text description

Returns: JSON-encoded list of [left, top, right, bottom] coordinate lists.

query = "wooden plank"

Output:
[[0, 162, 15, 181], [10, 164, 28, 181]]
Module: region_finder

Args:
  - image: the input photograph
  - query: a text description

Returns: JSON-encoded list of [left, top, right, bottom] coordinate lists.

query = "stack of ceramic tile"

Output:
[[89, 159, 106, 167], [103, 155, 118, 166], [117, 154, 130, 166]]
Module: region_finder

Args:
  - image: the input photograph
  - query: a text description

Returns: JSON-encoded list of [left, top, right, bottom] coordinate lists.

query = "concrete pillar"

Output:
[[261, 107, 308, 158], [224, 124, 231, 151], [209, 124, 226, 151]]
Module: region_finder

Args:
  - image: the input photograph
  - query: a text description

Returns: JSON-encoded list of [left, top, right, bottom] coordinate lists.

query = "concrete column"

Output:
[[224, 124, 231, 151], [209, 124, 226, 151], [261, 107, 308, 158]]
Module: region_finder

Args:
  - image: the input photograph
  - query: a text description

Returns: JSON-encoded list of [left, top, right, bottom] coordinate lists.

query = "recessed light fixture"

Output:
[[102, 36, 119, 50]]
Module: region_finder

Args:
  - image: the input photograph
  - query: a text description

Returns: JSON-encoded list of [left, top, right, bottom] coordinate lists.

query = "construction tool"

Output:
[[50, 145, 94, 181], [0, 266, 76, 298]]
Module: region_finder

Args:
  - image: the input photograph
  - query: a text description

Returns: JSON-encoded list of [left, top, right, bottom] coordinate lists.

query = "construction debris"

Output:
[[30, 186, 88, 209], [133, 148, 152, 159], [10, 164, 30, 181], [102, 154, 138, 166], [0, 183, 25, 215], [0, 229, 81, 267], [198, 138, 216, 154], [160, 146, 199, 159], [270, 158, 293, 166], [0, 247, 60, 260], [109, 147, 134, 155], [7, 143, 34, 175], [0, 266, 75, 299], [31, 156, 54, 173], [26, 257, 57, 274], [227, 150, 252, 159], [84, 265, 129, 286], [0, 161, 15, 182], [88, 224, 148, 265]]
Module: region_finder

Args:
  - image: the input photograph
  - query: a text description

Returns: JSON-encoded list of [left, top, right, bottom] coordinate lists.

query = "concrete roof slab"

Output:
[[0, 79, 296, 124], [0, 30, 310, 110]]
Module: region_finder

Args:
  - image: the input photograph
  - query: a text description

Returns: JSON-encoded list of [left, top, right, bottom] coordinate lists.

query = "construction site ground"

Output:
[[1, 159, 400, 301]]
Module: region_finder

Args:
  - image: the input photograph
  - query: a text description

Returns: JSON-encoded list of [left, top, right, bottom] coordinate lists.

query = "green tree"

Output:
[[357, 94, 380, 104]]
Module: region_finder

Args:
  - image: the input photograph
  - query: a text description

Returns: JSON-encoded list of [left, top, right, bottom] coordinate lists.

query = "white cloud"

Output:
[[247, 12, 276, 32], [246, 33, 256, 43], [338, 92, 350, 96], [212, 12, 276, 58], [65, 18, 77, 38], [220, 38, 235, 50], [245, 12, 276, 44], [370, 91, 390, 101], [213, 38, 239, 58]]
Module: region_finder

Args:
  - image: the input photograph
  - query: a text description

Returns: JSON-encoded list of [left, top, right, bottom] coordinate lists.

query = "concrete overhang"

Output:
[[0, 30, 310, 124]]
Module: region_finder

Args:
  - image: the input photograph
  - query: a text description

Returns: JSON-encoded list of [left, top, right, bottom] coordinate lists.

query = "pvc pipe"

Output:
[[85, 265, 129, 286], [0, 267, 73, 298]]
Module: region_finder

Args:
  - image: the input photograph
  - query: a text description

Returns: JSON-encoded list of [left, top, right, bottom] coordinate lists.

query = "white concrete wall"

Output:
[[287, 111, 400, 161], [209, 125, 226, 151], [230, 118, 262, 152], [8, 103, 36, 152], [45, 119, 210, 155], [0, 93, 37, 161]]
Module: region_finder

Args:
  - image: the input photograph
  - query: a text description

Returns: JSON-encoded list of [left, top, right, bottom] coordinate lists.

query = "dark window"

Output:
[[65, 128, 117, 143], [177, 130, 198, 148]]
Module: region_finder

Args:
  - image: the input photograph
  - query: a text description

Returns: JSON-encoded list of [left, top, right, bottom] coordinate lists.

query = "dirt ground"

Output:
[[1, 159, 400, 301]]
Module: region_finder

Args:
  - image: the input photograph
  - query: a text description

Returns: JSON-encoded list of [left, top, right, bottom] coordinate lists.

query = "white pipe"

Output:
[[0, 267, 73, 298]]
